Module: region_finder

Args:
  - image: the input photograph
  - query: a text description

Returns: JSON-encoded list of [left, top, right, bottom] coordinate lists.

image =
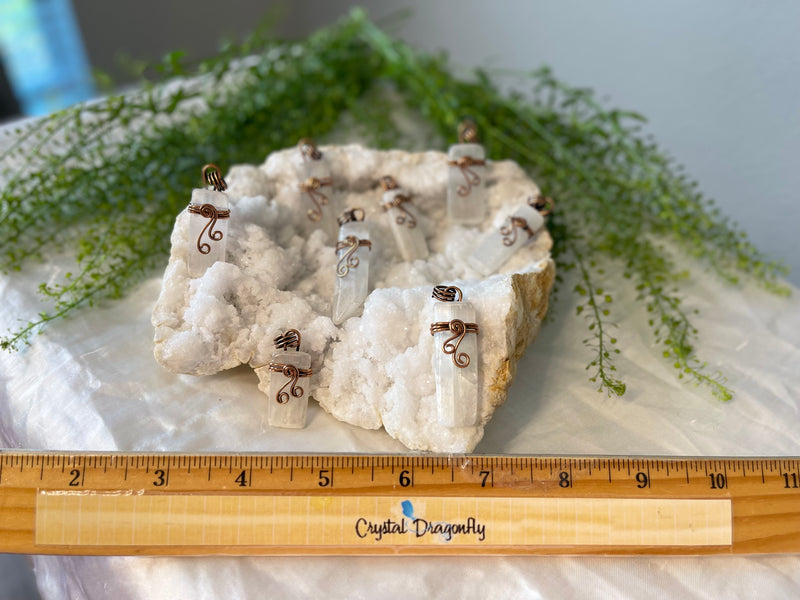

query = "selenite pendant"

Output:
[[332, 208, 372, 325], [446, 120, 487, 225], [469, 197, 547, 276], [296, 138, 338, 240], [380, 175, 428, 262], [430, 286, 480, 428], [265, 330, 314, 428], [187, 165, 230, 278]]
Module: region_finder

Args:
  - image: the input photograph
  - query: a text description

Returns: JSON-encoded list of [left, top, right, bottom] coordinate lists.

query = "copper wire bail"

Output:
[[202, 164, 227, 192], [380, 175, 398, 191], [457, 119, 479, 144], [430, 285, 479, 369], [432, 285, 463, 303], [298, 137, 322, 161], [337, 207, 365, 227], [274, 329, 302, 351], [529, 193, 554, 216]]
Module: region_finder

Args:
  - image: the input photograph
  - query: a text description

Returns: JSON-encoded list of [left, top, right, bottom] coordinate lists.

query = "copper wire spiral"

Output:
[[447, 155, 486, 197], [430, 319, 479, 368], [267, 363, 313, 404], [499, 216, 534, 247], [432, 285, 463, 303], [382, 193, 417, 228], [187, 203, 230, 255], [335, 235, 372, 277], [299, 176, 333, 222], [202, 164, 227, 192]]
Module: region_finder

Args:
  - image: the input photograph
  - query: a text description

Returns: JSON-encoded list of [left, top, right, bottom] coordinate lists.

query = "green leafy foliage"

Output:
[[0, 9, 789, 400]]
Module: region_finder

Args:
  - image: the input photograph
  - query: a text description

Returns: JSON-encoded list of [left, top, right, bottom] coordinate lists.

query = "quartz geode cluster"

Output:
[[152, 145, 555, 452]]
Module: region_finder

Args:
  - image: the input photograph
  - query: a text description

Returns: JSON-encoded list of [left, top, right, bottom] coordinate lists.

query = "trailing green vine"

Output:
[[0, 9, 789, 401]]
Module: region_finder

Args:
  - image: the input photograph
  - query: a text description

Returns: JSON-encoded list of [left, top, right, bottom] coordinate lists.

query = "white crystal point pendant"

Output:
[[265, 329, 313, 429], [469, 199, 546, 276], [447, 119, 487, 225], [295, 138, 338, 239], [187, 165, 230, 278], [380, 176, 429, 262], [430, 285, 480, 428], [332, 208, 372, 325], [447, 140, 487, 225]]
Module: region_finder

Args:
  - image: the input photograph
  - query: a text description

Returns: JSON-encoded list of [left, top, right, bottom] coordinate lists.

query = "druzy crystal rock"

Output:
[[153, 145, 555, 452]]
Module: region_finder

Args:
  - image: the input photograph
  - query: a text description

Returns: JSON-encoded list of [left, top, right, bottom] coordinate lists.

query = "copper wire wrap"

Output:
[[380, 175, 398, 191], [187, 203, 230, 255], [274, 329, 302, 351], [267, 363, 313, 404], [202, 164, 228, 192], [382, 193, 417, 228], [529, 193, 554, 216], [432, 285, 463, 303], [337, 207, 365, 227], [430, 319, 479, 369], [447, 155, 486, 197], [500, 216, 534, 247], [430, 285, 477, 367], [457, 119, 479, 144], [266, 329, 312, 404], [299, 176, 333, 222], [335, 235, 372, 278], [298, 137, 323, 161]]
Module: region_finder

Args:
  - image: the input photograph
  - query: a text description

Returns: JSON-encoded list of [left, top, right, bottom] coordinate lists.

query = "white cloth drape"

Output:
[[2, 246, 799, 598]]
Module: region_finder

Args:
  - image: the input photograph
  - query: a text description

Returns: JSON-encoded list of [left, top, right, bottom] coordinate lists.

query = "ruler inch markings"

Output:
[[2, 453, 799, 555]]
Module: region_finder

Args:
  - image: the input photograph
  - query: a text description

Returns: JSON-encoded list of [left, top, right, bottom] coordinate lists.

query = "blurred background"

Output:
[[1, 1, 798, 597], [0, 0, 797, 285]]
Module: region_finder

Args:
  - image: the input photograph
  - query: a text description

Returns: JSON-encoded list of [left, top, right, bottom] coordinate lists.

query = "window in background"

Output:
[[0, 0, 94, 116]]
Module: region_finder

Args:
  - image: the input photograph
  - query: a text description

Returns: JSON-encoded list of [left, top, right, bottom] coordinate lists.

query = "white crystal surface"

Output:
[[259, 350, 312, 429], [447, 143, 487, 225], [294, 157, 330, 181], [470, 202, 545, 276], [432, 300, 479, 427], [153, 145, 555, 452], [187, 189, 229, 278], [383, 188, 429, 262]]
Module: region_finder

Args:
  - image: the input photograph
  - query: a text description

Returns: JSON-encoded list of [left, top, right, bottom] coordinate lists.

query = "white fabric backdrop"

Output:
[[1, 240, 799, 598]]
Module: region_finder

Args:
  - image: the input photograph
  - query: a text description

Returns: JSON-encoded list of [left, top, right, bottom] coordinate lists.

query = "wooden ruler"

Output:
[[0, 452, 798, 555]]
